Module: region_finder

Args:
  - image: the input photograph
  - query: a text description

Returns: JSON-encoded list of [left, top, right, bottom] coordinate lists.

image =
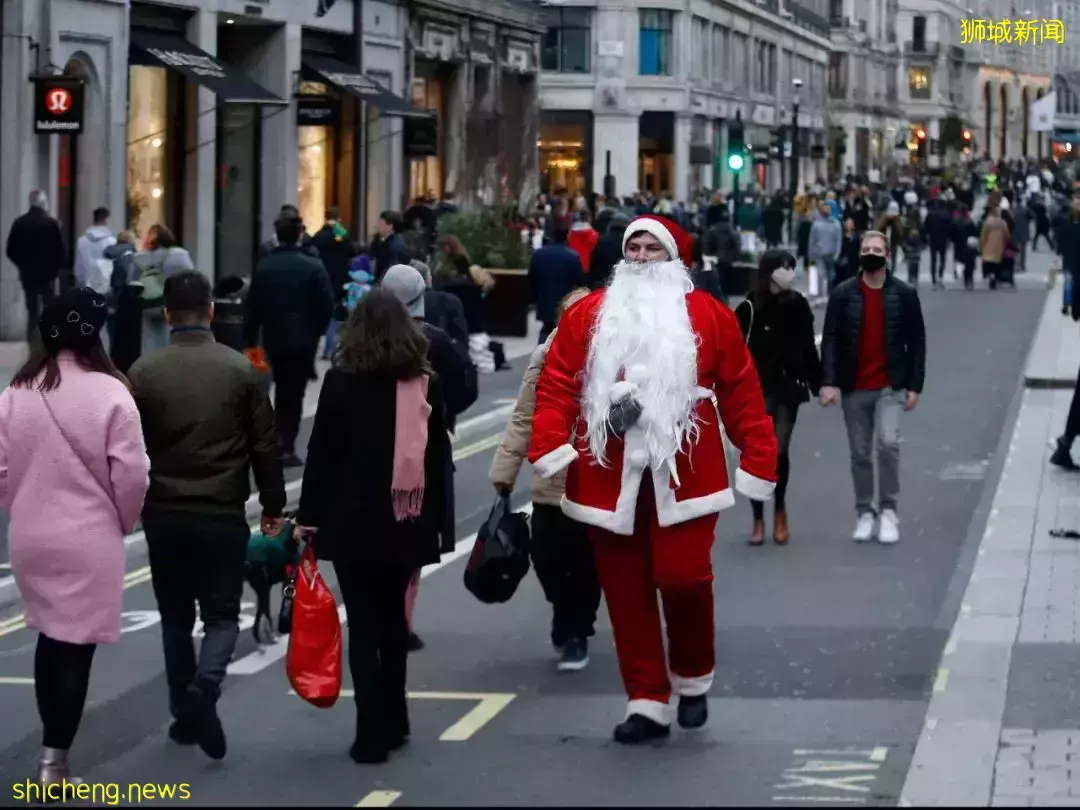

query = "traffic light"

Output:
[[728, 118, 745, 173], [770, 127, 785, 158], [962, 129, 973, 157], [916, 127, 928, 161]]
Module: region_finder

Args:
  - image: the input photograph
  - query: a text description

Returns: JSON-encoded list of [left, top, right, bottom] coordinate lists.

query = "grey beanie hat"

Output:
[[381, 264, 427, 319]]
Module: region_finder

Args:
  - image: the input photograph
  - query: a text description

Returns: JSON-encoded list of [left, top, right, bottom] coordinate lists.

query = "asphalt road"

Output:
[[0, 272, 1048, 807]]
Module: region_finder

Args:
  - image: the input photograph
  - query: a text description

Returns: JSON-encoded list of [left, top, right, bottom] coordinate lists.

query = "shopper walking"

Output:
[[819, 231, 926, 545], [129, 271, 285, 760], [0, 287, 149, 786], [245, 214, 335, 467], [294, 288, 449, 764], [491, 287, 601, 671], [734, 250, 823, 545], [5, 190, 66, 342]]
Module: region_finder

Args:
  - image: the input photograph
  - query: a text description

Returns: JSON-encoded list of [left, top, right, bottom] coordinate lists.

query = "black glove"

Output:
[[608, 397, 643, 438]]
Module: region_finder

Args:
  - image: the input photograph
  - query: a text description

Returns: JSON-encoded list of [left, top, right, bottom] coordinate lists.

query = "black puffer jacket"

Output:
[[821, 275, 926, 394]]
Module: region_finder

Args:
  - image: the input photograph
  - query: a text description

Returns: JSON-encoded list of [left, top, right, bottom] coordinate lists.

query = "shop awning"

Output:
[[302, 55, 431, 118], [130, 29, 286, 106]]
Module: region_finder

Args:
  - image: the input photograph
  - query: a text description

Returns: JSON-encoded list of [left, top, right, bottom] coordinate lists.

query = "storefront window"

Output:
[[410, 76, 443, 201], [126, 66, 168, 239], [538, 123, 586, 195], [298, 125, 334, 234]]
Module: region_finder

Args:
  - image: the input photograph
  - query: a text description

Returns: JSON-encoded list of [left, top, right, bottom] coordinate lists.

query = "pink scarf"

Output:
[[392, 375, 432, 522]]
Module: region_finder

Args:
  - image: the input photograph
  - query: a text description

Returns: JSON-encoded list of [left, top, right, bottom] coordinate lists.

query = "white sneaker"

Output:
[[878, 510, 900, 545], [853, 513, 876, 542]]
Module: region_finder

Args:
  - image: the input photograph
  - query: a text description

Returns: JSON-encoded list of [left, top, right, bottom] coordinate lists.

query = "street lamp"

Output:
[[788, 77, 802, 243]]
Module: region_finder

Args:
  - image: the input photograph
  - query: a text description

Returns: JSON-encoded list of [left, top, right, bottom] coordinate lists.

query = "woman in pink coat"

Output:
[[0, 287, 149, 787]]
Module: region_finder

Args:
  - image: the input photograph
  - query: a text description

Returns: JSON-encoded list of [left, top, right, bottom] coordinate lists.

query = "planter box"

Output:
[[484, 268, 530, 337]]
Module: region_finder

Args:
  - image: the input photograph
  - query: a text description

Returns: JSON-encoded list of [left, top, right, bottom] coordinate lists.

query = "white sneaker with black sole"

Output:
[[853, 513, 876, 543]]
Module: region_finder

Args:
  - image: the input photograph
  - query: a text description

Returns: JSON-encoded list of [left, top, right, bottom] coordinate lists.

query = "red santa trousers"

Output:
[[588, 475, 717, 724]]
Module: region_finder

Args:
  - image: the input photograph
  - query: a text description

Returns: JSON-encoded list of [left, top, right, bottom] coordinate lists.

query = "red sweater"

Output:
[[567, 227, 599, 273], [855, 277, 890, 391]]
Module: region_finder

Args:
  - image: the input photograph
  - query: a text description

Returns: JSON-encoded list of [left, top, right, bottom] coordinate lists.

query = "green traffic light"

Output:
[[727, 153, 745, 172]]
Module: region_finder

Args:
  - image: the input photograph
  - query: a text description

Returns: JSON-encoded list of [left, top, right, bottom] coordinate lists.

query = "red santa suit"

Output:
[[528, 215, 778, 740]]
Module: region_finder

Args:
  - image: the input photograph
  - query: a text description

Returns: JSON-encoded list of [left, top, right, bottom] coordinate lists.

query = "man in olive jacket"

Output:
[[129, 271, 286, 762]]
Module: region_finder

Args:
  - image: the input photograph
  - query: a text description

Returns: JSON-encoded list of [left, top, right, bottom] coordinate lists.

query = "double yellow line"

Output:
[[0, 566, 152, 639]]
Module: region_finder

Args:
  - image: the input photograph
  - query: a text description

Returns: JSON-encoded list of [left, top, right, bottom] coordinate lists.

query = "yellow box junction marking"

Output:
[[356, 790, 402, 807], [289, 689, 516, 741]]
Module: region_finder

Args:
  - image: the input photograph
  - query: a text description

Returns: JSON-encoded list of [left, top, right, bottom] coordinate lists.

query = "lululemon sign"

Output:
[[33, 76, 85, 134]]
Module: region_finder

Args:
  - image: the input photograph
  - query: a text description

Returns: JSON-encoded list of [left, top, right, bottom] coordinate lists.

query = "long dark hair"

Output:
[[754, 249, 797, 299], [336, 287, 431, 379], [12, 333, 128, 392]]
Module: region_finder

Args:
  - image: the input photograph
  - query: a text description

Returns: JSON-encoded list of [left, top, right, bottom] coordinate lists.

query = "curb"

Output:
[[0, 479, 305, 616]]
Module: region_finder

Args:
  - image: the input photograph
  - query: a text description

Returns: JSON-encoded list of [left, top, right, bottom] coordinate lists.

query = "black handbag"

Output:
[[463, 494, 531, 604]]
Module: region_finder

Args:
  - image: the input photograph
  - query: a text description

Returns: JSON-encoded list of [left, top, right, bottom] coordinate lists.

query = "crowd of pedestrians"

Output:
[[14, 154, 1080, 781]]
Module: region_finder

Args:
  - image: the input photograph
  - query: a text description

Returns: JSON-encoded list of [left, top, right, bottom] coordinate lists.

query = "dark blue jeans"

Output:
[[143, 509, 249, 714]]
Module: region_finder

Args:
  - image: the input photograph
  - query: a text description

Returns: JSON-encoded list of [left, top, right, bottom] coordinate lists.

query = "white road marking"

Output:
[[227, 502, 535, 676]]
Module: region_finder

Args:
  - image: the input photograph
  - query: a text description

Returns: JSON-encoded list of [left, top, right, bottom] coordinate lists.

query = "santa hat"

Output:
[[621, 215, 694, 267]]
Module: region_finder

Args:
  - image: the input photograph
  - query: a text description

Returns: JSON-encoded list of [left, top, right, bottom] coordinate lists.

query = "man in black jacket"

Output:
[[129, 271, 286, 761], [245, 215, 335, 467], [587, 212, 631, 290], [528, 225, 586, 344], [820, 230, 926, 546], [257, 204, 319, 262], [923, 199, 953, 289], [370, 210, 412, 280], [6, 190, 66, 341], [1050, 196, 1080, 470]]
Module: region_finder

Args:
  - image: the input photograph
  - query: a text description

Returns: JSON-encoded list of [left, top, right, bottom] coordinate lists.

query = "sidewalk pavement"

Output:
[[901, 276, 1080, 807]]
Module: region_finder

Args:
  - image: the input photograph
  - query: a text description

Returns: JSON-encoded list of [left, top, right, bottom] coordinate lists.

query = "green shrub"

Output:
[[435, 209, 528, 270]]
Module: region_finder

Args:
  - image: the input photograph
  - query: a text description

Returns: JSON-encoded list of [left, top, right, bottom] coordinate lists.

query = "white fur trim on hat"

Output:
[[622, 218, 678, 261]]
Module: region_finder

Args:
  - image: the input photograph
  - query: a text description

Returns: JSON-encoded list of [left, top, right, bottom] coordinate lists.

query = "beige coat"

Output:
[[489, 337, 566, 505], [980, 215, 1010, 263]]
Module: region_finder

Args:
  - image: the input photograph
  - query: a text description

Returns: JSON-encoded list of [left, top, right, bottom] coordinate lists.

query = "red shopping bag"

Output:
[[285, 546, 342, 708]]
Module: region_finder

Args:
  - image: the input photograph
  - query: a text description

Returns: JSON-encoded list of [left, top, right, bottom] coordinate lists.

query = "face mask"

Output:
[[771, 267, 796, 290], [860, 254, 887, 272]]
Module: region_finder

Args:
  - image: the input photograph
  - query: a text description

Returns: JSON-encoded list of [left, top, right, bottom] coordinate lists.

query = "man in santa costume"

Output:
[[528, 214, 778, 744]]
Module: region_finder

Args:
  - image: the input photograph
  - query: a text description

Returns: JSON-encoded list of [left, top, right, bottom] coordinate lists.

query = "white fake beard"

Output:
[[583, 259, 700, 469]]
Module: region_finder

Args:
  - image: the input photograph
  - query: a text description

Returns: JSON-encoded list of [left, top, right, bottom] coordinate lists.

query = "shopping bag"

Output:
[[285, 546, 342, 708], [464, 494, 531, 604], [808, 263, 821, 297]]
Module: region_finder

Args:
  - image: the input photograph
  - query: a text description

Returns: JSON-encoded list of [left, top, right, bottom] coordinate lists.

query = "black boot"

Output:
[[183, 682, 226, 760], [677, 695, 709, 729], [1051, 437, 1080, 471], [613, 714, 670, 745]]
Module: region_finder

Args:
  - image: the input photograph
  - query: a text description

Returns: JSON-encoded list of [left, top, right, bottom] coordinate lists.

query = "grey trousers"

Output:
[[841, 388, 904, 515]]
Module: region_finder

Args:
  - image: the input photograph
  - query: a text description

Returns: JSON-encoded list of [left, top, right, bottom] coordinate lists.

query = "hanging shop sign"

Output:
[[296, 97, 339, 126], [32, 75, 85, 135], [404, 116, 438, 157]]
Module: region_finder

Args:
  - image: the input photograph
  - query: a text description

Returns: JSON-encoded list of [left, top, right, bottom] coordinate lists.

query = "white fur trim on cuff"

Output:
[[670, 670, 714, 697], [622, 218, 678, 262], [735, 467, 776, 502], [534, 444, 578, 478], [626, 699, 671, 726]]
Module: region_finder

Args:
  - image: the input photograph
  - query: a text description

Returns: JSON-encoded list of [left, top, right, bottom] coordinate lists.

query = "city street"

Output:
[[0, 257, 1053, 806]]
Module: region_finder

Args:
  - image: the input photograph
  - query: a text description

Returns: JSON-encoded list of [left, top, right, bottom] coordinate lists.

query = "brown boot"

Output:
[[773, 510, 790, 544], [749, 518, 766, 546]]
